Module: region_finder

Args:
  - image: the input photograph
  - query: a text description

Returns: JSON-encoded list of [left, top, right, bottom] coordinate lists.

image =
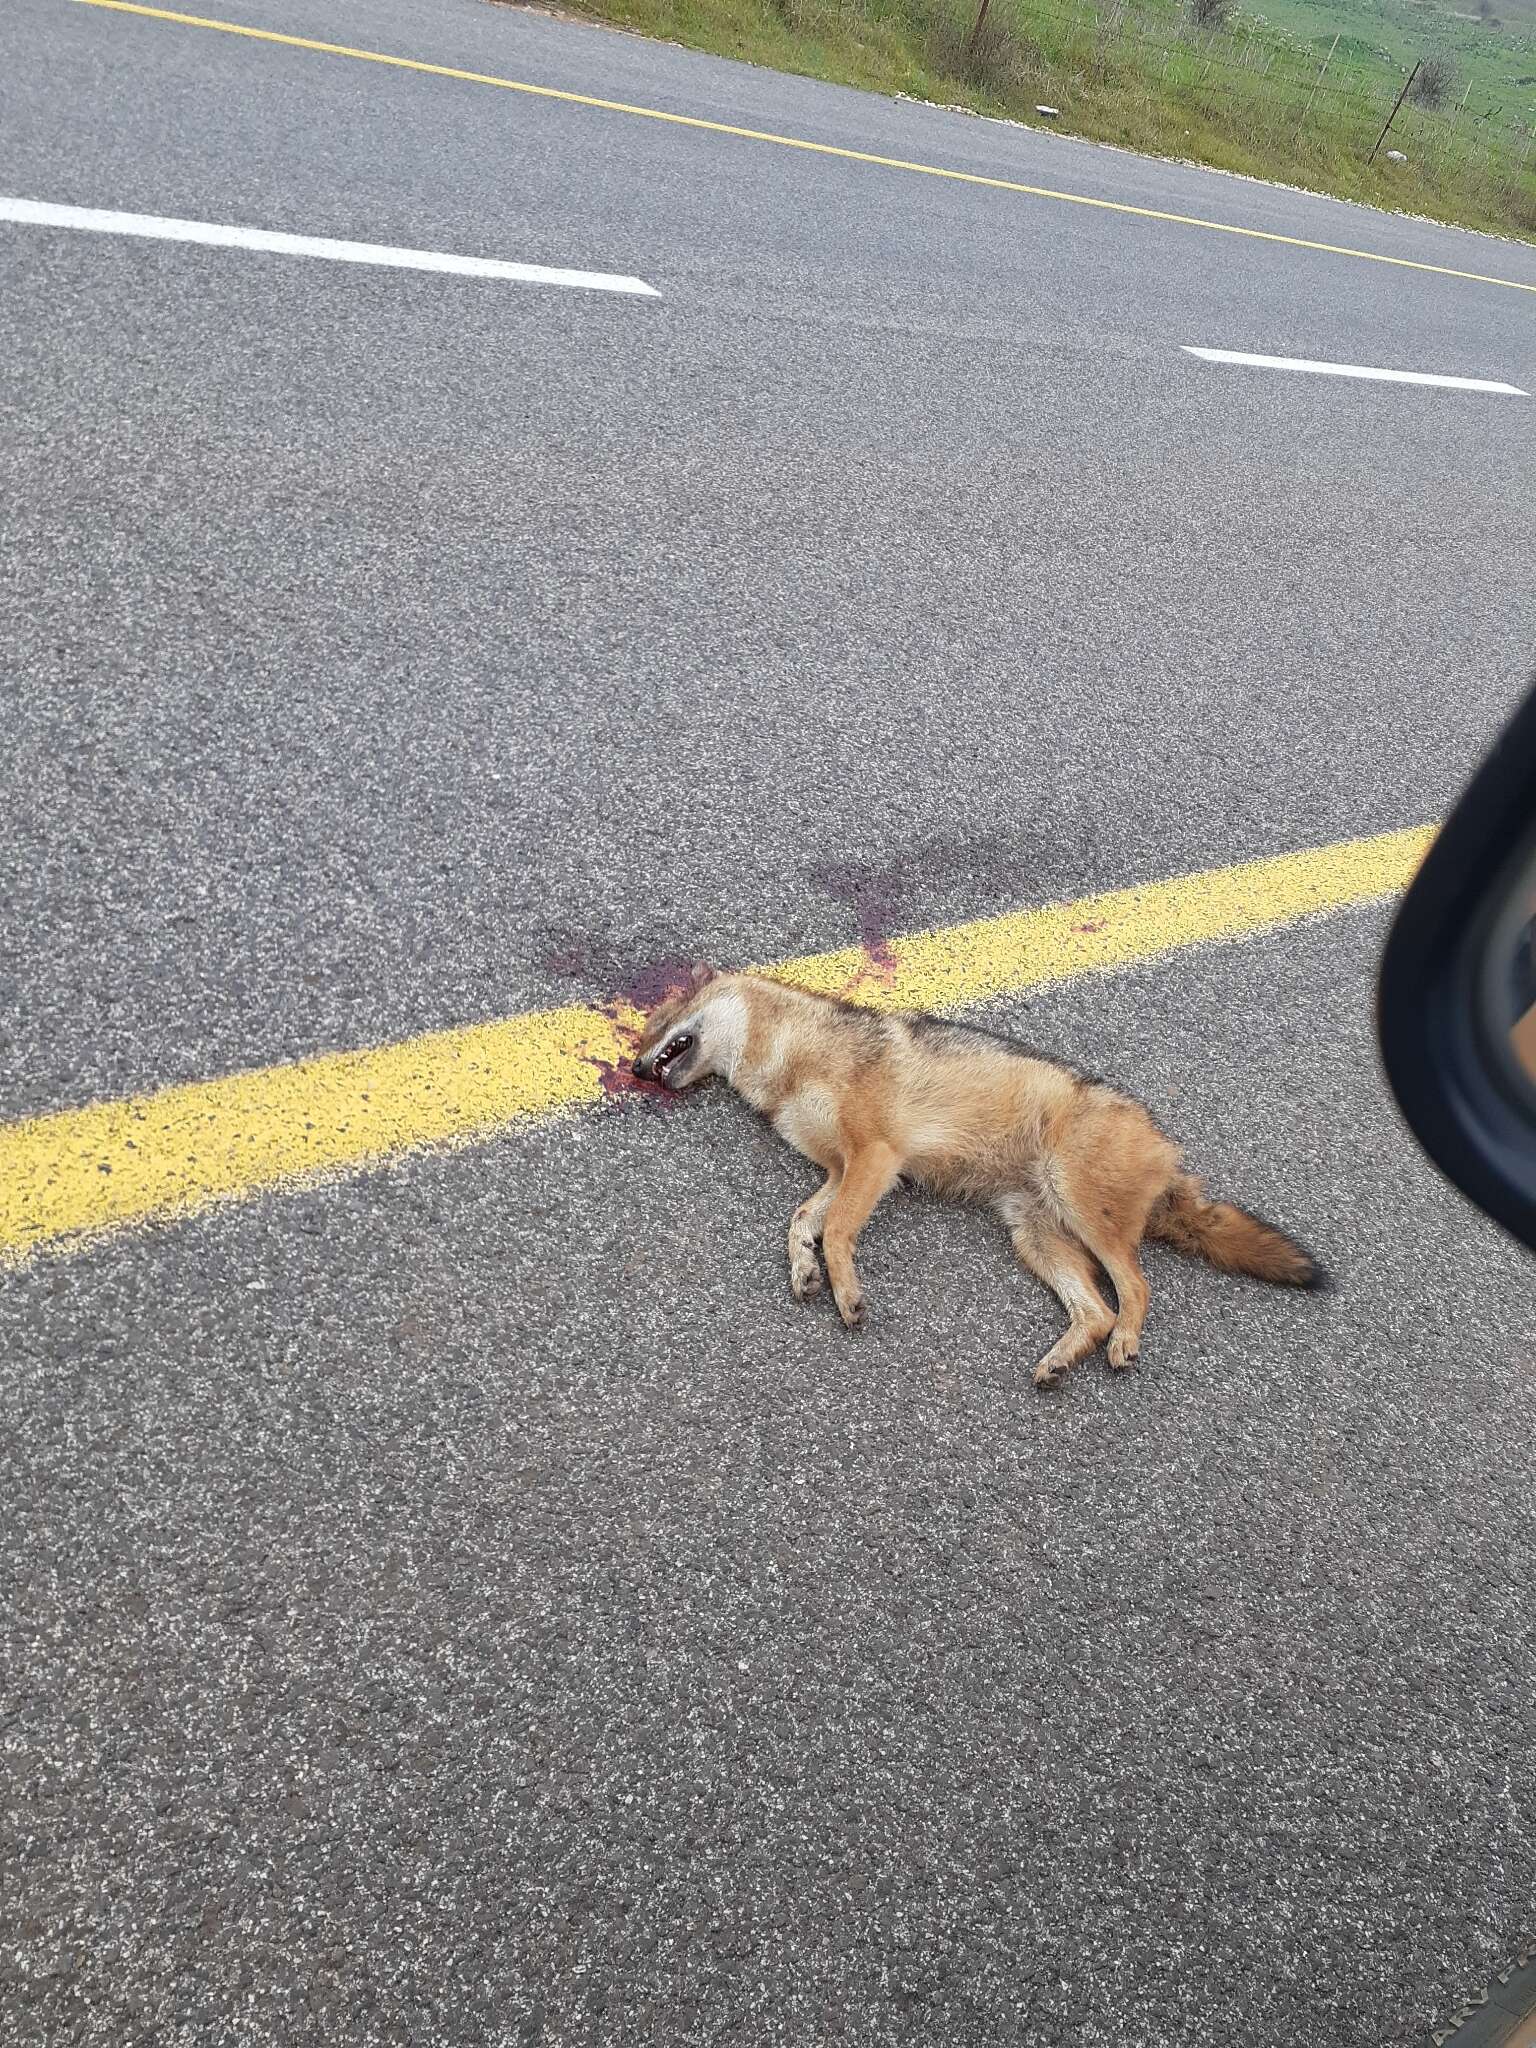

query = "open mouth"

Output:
[[651, 1032, 694, 1085]]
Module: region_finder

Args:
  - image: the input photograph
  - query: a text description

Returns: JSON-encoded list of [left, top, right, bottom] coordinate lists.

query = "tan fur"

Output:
[[632, 971, 1326, 1387]]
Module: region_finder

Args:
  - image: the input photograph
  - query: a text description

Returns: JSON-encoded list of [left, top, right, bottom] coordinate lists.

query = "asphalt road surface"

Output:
[[5, 1, 1536, 2043]]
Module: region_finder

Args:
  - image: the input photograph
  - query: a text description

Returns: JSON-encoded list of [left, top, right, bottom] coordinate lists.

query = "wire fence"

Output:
[[801, 0, 1536, 219]]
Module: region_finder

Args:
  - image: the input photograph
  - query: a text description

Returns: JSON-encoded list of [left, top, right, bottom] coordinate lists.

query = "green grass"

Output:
[[514, 0, 1536, 242]]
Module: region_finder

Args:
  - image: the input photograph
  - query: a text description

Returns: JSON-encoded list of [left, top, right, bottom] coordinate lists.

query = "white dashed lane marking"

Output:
[[0, 196, 661, 296], [1182, 345, 1526, 395]]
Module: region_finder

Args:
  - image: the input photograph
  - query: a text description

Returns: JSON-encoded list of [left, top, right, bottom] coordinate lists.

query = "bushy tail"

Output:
[[1146, 1174, 1329, 1290]]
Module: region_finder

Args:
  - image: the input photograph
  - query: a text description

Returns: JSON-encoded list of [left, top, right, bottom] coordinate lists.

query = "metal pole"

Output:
[[1447, 77, 1472, 161], [1295, 29, 1341, 143], [1368, 59, 1420, 163]]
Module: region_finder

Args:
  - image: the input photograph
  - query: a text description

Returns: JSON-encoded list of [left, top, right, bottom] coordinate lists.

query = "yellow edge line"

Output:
[[72, 0, 1536, 297], [0, 826, 1433, 1262]]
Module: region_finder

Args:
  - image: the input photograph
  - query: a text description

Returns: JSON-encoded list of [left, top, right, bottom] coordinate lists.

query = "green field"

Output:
[[520, 0, 1536, 240]]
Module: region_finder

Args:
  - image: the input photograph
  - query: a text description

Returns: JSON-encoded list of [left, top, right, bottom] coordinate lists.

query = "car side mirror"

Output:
[[1379, 675, 1536, 1255]]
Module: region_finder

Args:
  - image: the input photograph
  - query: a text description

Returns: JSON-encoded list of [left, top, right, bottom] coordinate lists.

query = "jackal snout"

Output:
[[629, 964, 720, 1089]]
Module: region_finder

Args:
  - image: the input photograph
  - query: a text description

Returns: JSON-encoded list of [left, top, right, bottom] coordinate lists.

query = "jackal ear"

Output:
[[688, 961, 717, 992]]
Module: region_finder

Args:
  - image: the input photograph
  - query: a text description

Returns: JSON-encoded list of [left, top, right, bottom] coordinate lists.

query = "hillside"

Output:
[[512, 0, 1536, 241]]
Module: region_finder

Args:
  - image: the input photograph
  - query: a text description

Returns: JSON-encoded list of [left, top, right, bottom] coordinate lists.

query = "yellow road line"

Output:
[[0, 825, 1432, 1263], [764, 823, 1433, 1009], [75, 0, 1536, 299]]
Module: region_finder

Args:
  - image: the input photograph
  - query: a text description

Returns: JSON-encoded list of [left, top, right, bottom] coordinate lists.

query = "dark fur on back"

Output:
[[903, 1012, 1109, 1092]]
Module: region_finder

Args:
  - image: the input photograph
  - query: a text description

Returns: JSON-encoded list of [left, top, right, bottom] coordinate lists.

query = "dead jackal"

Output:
[[632, 967, 1326, 1387]]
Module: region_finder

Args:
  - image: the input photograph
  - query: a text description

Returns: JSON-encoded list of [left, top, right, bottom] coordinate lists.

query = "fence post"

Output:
[[1368, 59, 1420, 164], [966, 0, 993, 58], [1441, 76, 1472, 165], [1295, 29, 1341, 143]]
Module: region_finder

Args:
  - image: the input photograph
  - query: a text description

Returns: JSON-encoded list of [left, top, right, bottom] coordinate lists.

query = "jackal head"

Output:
[[630, 964, 732, 1090]]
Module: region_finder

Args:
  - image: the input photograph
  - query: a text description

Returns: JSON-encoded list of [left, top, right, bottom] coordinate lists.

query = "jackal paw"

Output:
[[1032, 1359, 1066, 1390], [836, 1290, 865, 1331], [1107, 1331, 1139, 1371], [790, 1256, 823, 1302]]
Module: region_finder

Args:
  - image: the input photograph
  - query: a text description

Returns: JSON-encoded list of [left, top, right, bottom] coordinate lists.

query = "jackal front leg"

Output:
[[788, 1168, 841, 1302], [822, 1143, 901, 1331]]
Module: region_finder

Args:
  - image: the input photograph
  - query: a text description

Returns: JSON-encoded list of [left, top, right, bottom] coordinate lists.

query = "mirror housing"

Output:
[[1379, 676, 1536, 1256]]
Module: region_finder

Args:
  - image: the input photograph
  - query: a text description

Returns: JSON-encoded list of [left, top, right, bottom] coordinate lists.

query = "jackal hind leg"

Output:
[[999, 1193, 1115, 1389]]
